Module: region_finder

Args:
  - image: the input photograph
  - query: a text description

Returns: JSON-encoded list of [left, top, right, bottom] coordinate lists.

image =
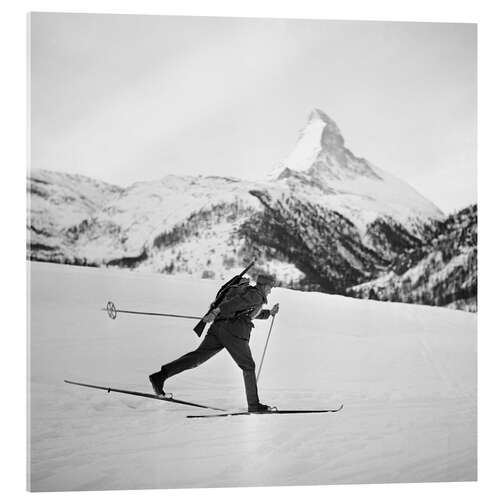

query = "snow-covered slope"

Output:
[[28, 262, 476, 491], [28, 109, 449, 298]]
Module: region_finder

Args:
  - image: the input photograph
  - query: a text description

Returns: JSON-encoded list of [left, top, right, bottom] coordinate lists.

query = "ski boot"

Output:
[[149, 372, 166, 397], [248, 403, 276, 413]]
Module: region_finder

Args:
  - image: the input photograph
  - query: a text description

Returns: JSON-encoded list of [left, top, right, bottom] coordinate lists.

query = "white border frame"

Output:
[[3, 1, 497, 499]]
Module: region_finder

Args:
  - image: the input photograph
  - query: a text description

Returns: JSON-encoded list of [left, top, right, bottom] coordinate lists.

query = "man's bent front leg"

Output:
[[242, 369, 260, 408], [222, 335, 260, 408]]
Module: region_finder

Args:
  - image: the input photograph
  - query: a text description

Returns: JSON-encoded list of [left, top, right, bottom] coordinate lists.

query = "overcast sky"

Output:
[[30, 13, 476, 213]]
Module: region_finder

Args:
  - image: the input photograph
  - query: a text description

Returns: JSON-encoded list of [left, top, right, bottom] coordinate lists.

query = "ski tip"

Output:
[[324, 404, 343, 413]]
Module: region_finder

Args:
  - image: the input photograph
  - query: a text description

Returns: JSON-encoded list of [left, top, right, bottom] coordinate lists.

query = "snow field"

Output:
[[28, 262, 476, 491]]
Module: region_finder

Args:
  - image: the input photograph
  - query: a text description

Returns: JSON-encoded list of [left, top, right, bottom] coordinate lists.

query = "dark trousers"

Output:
[[160, 321, 260, 407]]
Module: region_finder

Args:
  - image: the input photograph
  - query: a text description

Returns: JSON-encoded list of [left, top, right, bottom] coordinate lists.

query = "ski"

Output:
[[186, 404, 343, 418], [64, 380, 227, 411]]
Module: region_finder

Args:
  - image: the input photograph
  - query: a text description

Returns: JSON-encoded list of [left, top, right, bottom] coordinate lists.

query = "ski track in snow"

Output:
[[28, 262, 476, 491]]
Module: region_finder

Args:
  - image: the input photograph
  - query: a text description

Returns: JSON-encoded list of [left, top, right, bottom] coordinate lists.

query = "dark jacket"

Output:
[[211, 286, 271, 340]]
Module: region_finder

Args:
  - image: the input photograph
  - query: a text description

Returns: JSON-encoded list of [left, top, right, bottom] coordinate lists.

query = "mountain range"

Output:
[[27, 109, 476, 311]]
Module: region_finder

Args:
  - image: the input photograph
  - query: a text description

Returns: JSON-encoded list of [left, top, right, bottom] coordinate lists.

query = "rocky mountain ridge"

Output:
[[348, 204, 477, 311]]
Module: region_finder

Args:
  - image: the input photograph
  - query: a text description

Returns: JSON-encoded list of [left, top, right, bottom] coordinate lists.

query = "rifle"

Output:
[[193, 261, 255, 337]]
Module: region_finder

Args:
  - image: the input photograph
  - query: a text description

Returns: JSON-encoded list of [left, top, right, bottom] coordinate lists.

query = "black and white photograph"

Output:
[[27, 12, 477, 492]]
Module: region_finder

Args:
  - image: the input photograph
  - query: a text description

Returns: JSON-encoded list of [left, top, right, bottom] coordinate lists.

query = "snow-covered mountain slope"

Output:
[[28, 262, 476, 491], [239, 191, 388, 291], [68, 176, 264, 264], [28, 109, 452, 301], [27, 170, 123, 264], [348, 205, 477, 311]]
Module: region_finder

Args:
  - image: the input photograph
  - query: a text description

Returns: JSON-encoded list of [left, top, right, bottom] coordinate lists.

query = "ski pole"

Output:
[[103, 301, 202, 321], [257, 314, 276, 383]]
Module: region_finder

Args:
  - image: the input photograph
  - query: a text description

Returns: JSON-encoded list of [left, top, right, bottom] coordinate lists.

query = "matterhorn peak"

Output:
[[272, 108, 347, 177], [269, 108, 383, 186], [306, 108, 345, 148], [308, 108, 338, 126], [308, 108, 330, 122]]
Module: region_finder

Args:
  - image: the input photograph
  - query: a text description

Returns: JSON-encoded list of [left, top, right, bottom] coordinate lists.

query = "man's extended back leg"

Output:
[[149, 333, 223, 395]]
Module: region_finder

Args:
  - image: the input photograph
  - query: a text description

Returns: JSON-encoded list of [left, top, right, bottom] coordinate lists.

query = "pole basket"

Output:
[[106, 301, 117, 320]]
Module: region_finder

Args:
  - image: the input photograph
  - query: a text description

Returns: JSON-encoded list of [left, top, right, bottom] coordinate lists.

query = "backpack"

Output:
[[217, 279, 252, 304], [218, 281, 266, 321]]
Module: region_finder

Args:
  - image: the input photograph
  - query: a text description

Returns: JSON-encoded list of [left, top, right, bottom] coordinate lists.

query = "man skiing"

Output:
[[149, 274, 279, 413]]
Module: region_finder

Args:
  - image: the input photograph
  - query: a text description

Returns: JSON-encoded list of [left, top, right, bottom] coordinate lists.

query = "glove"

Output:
[[270, 303, 280, 316], [203, 307, 220, 323]]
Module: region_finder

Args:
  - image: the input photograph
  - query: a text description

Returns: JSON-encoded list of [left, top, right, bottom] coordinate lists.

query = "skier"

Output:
[[149, 274, 279, 413]]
